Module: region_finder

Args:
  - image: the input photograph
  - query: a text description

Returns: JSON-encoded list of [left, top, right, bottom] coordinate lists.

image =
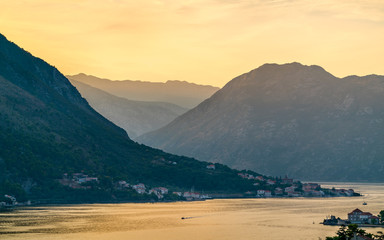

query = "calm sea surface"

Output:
[[1, 183, 383, 240]]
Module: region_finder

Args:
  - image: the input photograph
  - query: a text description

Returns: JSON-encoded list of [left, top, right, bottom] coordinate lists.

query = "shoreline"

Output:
[[1, 194, 363, 212], [322, 223, 384, 228]]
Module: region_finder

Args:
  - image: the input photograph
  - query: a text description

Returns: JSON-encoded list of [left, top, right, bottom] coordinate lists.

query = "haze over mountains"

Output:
[[138, 62, 384, 182], [67, 73, 220, 109], [0, 33, 260, 202], [70, 79, 187, 138]]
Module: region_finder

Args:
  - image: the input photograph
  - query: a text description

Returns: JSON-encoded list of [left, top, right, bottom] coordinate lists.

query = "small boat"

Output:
[[363, 202, 367, 205]]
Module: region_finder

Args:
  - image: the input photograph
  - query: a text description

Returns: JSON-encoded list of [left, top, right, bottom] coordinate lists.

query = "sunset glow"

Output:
[[1, 0, 383, 86]]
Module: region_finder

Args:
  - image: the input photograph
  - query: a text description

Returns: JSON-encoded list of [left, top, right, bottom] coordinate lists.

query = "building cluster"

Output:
[[348, 208, 380, 224], [283, 185, 304, 197], [116, 181, 211, 200], [236, 171, 356, 198], [180, 191, 210, 200], [59, 173, 99, 189], [238, 173, 303, 197], [237, 172, 326, 198], [275, 183, 323, 197], [55, 170, 357, 201], [149, 187, 169, 199], [324, 208, 381, 226], [117, 181, 172, 199], [131, 183, 146, 194], [58, 172, 210, 200], [301, 183, 324, 197], [256, 190, 272, 197]]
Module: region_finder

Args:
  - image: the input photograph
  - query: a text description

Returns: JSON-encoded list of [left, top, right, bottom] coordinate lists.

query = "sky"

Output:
[[0, 0, 383, 87]]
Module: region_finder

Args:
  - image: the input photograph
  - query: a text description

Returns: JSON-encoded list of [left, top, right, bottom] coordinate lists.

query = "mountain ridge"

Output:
[[70, 79, 187, 138], [138, 62, 384, 182], [0, 33, 265, 202], [70, 73, 219, 88], [67, 73, 220, 109]]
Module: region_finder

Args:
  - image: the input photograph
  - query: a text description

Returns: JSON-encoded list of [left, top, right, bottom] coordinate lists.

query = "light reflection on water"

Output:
[[1, 183, 384, 240]]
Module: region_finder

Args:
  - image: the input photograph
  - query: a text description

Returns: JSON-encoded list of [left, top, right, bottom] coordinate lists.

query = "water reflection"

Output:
[[1, 183, 384, 240]]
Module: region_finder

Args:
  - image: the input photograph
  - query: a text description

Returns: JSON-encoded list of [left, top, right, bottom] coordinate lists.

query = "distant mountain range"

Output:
[[138, 62, 384, 182], [70, 79, 188, 138], [0, 33, 262, 202], [67, 73, 220, 109]]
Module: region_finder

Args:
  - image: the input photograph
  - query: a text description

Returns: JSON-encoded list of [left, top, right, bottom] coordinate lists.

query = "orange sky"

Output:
[[0, 0, 383, 87]]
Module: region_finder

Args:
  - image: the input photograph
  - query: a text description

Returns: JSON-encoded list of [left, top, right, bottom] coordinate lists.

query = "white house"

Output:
[[132, 183, 146, 194]]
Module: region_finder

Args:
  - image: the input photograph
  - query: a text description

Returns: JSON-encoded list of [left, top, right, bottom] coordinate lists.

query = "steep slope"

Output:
[[70, 80, 187, 138], [67, 74, 220, 109], [138, 63, 384, 182], [0, 33, 262, 202]]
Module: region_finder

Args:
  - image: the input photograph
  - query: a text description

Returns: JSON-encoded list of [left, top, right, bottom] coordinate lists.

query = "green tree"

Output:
[[379, 210, 384, 224], [327, 224, 369, 240], [336, 225, 347, 240], [345, 224, 366, 239]]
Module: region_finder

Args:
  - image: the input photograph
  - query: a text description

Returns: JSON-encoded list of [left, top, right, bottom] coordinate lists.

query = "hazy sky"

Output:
[[1, 0, 383, 87]]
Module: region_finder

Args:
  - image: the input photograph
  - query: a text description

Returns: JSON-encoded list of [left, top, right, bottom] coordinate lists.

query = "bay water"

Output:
[[1, 183, 383, 240]]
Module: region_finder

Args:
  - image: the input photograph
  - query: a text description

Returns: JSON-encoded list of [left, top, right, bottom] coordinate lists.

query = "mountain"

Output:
[[70, 79, 187, 139], [0, 33, 263, 203], [67, 73, 220, 109], [138, 62, 384, 182]]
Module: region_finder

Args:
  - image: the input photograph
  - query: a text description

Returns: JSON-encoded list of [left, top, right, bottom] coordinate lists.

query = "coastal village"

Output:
[[57, 172, 210, 200], [1, 164, 360, 209], [236, 171, 357, 198], [53, 163, 359, 201]]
